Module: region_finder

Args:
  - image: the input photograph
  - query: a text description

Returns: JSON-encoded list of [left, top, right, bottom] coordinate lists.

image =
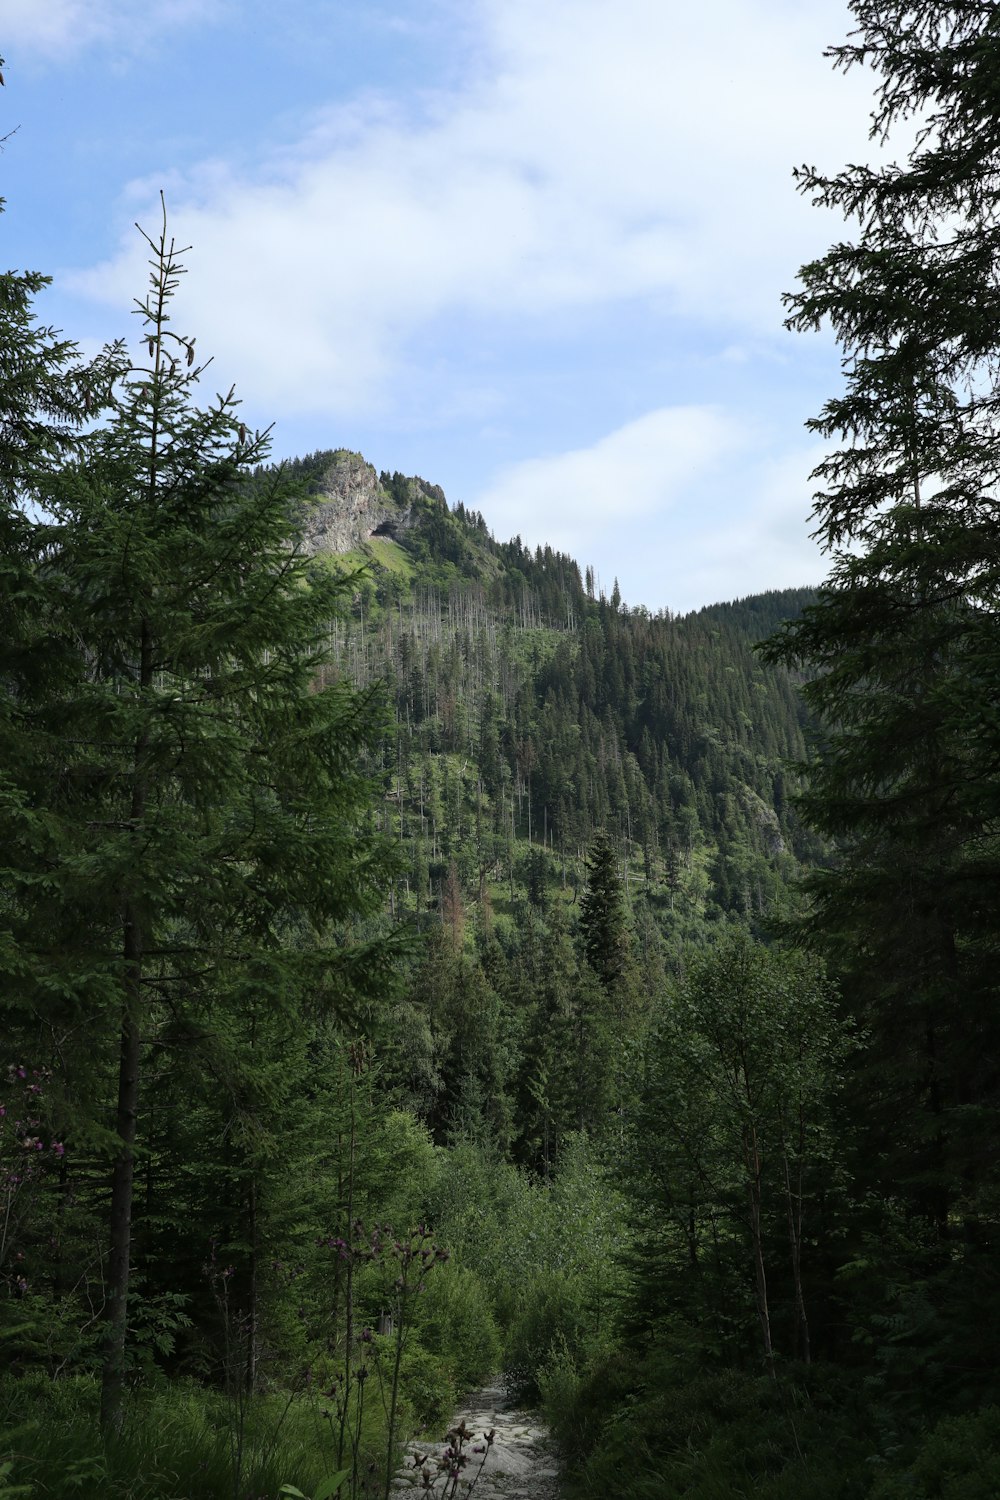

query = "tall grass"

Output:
[[0, 1373, 362, 1500]]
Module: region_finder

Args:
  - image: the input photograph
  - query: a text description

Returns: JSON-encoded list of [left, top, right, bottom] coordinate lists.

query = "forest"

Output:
[[5, 2, 1000, 1497]]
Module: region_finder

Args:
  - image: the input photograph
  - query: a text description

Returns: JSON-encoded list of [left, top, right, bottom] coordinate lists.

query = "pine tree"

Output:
[[0, 216, 128, 1355]]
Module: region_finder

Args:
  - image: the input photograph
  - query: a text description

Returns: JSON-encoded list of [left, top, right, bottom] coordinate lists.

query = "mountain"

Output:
[[283, 449, 820, 941]]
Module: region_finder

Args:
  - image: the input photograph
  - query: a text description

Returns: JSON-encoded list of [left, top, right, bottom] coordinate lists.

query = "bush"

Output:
[[548, 1349, 878, 1500], [414, 1264, 501, 1392], [504, 1267, 592, 1398], [869, 1406, 1000, 1500], [395, 1343, 455, 1435]]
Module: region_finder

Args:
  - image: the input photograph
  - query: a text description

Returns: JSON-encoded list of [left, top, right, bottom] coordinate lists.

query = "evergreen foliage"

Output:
[[505, 8, 1000, 1497], [314, 534, 816, 936], [0, 207, 401, 1437], [16, 7, 1000, 1484], [0, 200, 824, 1484], [579, 831, 628, 991], [761, 0, 1000, 1379]]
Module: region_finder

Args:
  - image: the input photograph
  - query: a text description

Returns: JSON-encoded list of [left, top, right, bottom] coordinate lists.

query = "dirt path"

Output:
[[391, 1383, 561, 1500]]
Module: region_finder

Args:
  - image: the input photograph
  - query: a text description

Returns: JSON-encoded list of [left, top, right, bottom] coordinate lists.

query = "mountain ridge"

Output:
[[284, 445, 808, 625], [273, 447, 820, 939]]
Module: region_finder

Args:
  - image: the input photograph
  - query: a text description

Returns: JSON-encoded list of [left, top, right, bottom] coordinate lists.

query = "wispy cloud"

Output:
[[668, 448, 828, 613], [472, 408, 826, 614], [63, 0, 872, 421], [474, 405, 737, 550], [45, 0, 863, 607]]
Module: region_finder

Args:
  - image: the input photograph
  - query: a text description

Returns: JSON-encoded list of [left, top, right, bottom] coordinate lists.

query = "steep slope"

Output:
[[283, 450, 818, 936]]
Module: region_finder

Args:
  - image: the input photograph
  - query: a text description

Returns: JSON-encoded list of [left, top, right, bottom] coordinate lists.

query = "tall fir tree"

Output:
[[0, 204, 399, 1429], [579, 830, 628, 992], [762, 1, 1000, 1356]]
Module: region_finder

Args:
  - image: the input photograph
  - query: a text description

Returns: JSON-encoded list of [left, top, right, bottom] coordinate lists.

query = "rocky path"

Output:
[[391, 1383, 561, 1500]]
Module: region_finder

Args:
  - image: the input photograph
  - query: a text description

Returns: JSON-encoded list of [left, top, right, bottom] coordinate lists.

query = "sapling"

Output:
[[372, 1226, 450, 1500], [205, 1241, 300, 1500], [290, 1221, 453, 1500]]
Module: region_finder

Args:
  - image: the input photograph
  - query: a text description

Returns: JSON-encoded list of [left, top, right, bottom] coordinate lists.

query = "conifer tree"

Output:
[[579, 830, 628, 992], [763, 3, 1000, 1255], [0, 204, 397, 1429]]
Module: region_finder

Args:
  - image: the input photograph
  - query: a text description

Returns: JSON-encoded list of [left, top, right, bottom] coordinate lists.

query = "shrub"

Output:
[[869, 1406, 1000, 1500], [414, 1264, 501, 1392]]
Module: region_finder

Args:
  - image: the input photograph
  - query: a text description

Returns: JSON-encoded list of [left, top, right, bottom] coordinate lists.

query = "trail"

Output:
[[392, 1382, 561, 1500]]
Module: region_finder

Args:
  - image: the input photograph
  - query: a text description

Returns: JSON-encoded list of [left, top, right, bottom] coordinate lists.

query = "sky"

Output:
[[2, 0, 884, 614]]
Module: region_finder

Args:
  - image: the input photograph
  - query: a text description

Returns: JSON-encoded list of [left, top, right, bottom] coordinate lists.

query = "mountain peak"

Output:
[[298, 449, 416, 555]]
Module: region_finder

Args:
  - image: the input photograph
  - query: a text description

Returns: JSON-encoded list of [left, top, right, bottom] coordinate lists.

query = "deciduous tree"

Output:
[[628, 933, 847, 1369]]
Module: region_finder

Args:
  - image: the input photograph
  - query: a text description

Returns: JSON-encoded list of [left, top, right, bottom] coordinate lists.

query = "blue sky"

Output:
[[3, 0, 881, 613]]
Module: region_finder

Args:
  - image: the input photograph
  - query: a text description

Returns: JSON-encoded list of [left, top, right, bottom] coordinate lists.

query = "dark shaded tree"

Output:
[[579, 831, 628, 992], [0, 206, 398, 1430], [625, 934, 848, 1371], [762, 0, 1000, 1398]]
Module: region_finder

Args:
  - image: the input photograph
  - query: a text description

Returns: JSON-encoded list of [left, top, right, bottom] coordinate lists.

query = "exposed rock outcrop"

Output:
[[299, 450, 414, 556], [738, 784, 785, 855]]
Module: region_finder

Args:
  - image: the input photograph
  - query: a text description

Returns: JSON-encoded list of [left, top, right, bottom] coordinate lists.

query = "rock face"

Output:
[[739, 784, 785, 856], [299, 451, 413, 556]]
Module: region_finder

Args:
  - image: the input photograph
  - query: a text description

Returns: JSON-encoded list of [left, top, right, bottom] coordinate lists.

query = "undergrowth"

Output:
[[0, 1364, 455, 1500]]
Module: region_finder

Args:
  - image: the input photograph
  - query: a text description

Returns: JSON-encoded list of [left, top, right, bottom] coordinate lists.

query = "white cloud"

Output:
[[669, 448, 828, 613], [46, 0, 880, 607], [473, 405, 738, 549], [471, 409, 827, 614], [62, 0, 878, 419]]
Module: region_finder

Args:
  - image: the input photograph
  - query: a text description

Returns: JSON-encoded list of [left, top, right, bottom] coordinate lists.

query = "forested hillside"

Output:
[[294, 449, 819, 931], [8, 3, 1000, 1496], [261, 452, 824, 1179], [0, 213, 826, 1500]]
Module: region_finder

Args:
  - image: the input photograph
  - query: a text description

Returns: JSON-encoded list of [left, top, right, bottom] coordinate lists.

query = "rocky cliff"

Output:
[[299, 450, 414, 555]]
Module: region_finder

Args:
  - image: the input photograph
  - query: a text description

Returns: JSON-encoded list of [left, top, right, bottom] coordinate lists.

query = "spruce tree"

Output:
[[579, 830, 628, 992], [763, 4, 1000, 1277], [0, 204, 398, 1429]]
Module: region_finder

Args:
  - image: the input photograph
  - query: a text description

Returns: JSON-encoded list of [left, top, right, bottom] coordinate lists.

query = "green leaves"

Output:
[[626, 932, 849, 1362], [279, 1473, 351, 1500], [768, 1, 1000, 1249], [0, 209, 409, 1430]]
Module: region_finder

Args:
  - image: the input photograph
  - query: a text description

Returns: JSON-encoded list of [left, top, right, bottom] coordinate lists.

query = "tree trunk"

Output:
[[101, 619, 152, 1434], [781, 1136, 811, 1365], [245, 1175, 259, 1392], [744, 1124, 775, 1376], [100, 938, 143, 1432]]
